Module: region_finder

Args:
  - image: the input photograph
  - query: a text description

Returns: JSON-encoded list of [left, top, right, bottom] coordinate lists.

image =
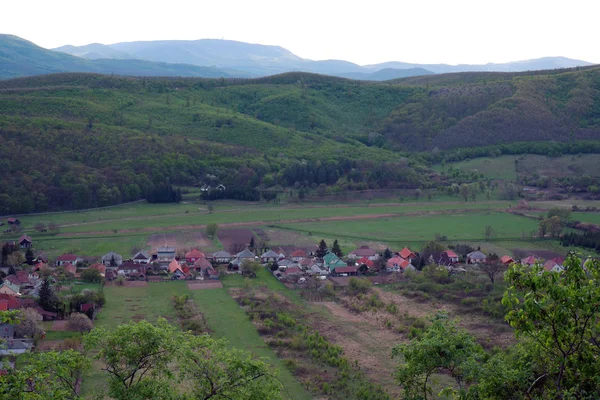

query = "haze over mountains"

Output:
[[0, 34, 594, 81]]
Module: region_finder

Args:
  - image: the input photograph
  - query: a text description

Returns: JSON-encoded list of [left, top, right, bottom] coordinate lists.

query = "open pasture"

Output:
[[217, 228, 256, 252], [277, 211, 539, 244]]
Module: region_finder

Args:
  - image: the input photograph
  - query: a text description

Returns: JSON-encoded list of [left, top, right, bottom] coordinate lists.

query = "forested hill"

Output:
[[1, 67, 600, 214]]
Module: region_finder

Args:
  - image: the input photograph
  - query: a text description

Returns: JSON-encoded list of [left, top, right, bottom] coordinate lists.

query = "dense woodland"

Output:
[[1, 66, 600, 213]]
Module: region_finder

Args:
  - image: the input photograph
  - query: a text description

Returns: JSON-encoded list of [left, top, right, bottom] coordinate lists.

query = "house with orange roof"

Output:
[[291, 250, 307, 262], [169, 259, 186, 279], [185, 249, 205, 265], [443, 250, 460, 263], [399, 247, 417, 261], [386, 257, 410, 272], [500, 255, 515, 265]]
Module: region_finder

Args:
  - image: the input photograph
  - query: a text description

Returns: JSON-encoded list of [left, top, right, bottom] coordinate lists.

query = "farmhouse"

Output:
[[157, 247, 176, 264], [332, 266, 358, 276], [6, 218, 20, 225], [290, 249, 307, 262], [0, 281, 20, 297], [55, 253, 83, 267], [101, 252, 123, 267], [500, 255, 515, 265], [348, 246, 379, 261], [236, 249, 256, 262], [117, 261, 146, 280], [386, 257, 410, 272], [399, 247, 417, 261], [211, 250, 232, 264], [18, 235, 32, 249], [543, 260, 564, 272], [185, 249, 205, 265], [132, 251, 151, 264], [466, 250, 487, 264], [521, 255, 539, 266], [169, 259, 186, 279], [442, 250, 460, 263], [260, 250, 279, 264]]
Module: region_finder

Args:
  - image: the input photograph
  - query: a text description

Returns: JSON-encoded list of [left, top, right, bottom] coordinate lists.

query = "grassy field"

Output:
[[189, 280, 311, 400], [277, 211, 540, 244], [434, 155, 518, 181]]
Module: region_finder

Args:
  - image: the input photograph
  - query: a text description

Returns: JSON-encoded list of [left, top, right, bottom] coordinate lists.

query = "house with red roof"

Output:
[[169, 259, 186, 279], [521, 256, 539, 266], [89, 263, 106, 276], [349, 246, 379, 261], [291, 250, 307, 262], [117, 261, 146, 280], [399, 247, 417, 261], [386, 257, 410, 272], [543, 260, 564, 272], [185, 249, 205, 265], [55, 253, 83, 267], [356, 257, 374, 268], [18, 235, 32, 249], [332, 266, 358, 276], [0, 294, 22, 310], [500, 255, 515, 265], [62, 263, 77, 276], [6, 218, 20, 225], [443, 250, 460, 263]]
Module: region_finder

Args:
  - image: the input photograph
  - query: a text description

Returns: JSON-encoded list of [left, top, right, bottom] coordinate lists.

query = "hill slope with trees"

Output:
[[1, 66, 600, 213]]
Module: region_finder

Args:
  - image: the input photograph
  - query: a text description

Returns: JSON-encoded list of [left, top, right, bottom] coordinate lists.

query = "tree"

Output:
[[479, 260, 505, 285], [538, 218, 549, 238], [501, 254, 600, 396], [484, 225, 494, 241], [547, 207, 571, 223], [15, 308, 43, 338], [415, 188, 422, 200], [0, 350, 90, 400], [178, 334, 282, 400], [25, 248, 34, 264], [383, 248, 393, 260], [34, 222, 47, 232], [38, 278, 59, 312], [459, 183, 470, 202], [81, 267, 103, 283], [206, 223, 218, 238], [331, 239, 343, 257], [546, 215, 564, 238], [67, 312, 94, 334], [315, 239, 328, 259], [207, 202, 214, 214], [269, 261, 279, 271], [419, 241, 445, 269], [84, 319, 281, 400], [249, 237, 256, 252], [393, 313, 483, 399], [241, 260, 261, 278]]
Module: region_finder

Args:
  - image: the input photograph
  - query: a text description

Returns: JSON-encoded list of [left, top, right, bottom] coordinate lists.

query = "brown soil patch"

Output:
[[217, 228, 256, 253], [131, 314, 145, 321], [512, 248, 562, 260], [187, 281, 223, 290], [51, 320, 69, 331]]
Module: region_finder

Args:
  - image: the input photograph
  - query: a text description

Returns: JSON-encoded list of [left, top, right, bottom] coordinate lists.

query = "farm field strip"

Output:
[[276, 212, 540, 243]]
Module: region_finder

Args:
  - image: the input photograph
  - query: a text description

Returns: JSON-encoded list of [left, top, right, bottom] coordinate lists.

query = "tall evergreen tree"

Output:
[[315, 240, 328, 259], [331, 240, 343, 257], [383, 248, 393, 260], [249, 237, 256, 252], [25, 248, 35, 264], [38, 278, 58, 312]]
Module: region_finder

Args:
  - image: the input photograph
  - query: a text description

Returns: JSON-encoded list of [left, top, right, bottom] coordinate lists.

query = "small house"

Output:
[[18, 235, 32, 249], [157, 247, 177, 264], [101, 252, 123, 267], [500, 255, 515, 265], [55, 254, 83, 267], [466, 251, 487, 264], [399, 247, 417, 261], [443, 250, 460, 263], [521, 255, 539, 266], [185, 249, 205, 265], [543, 260, 564, 273], [348, 246, 379, 261], [236, 249, 256, 262], [261, 250, 279, 264], [290, 250, 307, 262], [0, 282, 21, 297], [386, 257, 410, 272], [212, 250, 231, 264], [6, 218, 20, 225], [132, 251, 151, 264], [118, 261, 146, 280], [169, 259, 186, 279], [332, 266, 358, 276]]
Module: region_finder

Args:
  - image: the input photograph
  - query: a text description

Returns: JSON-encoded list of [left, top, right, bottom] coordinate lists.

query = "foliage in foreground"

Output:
[[0, 318, 282, 400], [393, 253, 600, 399]]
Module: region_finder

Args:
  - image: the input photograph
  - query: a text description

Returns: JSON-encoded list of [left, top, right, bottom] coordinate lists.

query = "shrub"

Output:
[[283, 358, 298, 372], [347, 278, 372, 295]]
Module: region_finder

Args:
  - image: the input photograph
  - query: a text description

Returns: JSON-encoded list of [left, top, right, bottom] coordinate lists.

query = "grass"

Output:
[[434, 156, 518, 181], [277, 212, 540, 245], [189, 284, 311, 400], [29, 233, 149, 260]]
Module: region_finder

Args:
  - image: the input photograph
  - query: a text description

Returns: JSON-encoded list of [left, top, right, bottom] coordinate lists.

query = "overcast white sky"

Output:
[[3, 0, 599, 65]]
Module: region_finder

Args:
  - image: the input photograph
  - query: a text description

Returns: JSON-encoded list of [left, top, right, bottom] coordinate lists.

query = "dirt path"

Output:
[[59, 208, 502, 237]]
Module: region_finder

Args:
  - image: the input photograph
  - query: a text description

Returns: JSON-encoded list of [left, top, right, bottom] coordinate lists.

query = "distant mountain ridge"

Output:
[[0, 35, 240, 79]]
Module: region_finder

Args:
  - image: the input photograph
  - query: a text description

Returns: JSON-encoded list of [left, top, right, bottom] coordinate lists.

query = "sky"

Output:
[[3, 0, 599, 65]]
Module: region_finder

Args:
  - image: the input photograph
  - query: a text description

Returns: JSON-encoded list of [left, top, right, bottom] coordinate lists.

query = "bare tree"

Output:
[[484, 225, 494, 241], [479, 261, 505, 285]]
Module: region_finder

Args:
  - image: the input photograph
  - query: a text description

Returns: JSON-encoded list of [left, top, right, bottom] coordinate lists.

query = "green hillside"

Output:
[[2, 66, 600, 214]]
